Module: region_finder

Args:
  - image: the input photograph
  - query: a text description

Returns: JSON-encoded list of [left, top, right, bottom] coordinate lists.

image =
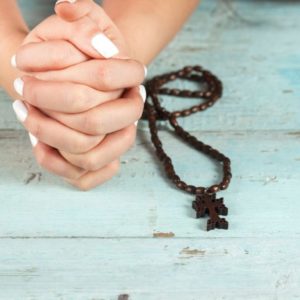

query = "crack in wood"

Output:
[[24, 172, 42, 185], [179, 247, 206, 258]]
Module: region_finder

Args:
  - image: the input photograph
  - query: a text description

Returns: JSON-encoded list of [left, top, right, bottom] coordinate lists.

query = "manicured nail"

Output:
[[11, 55, 17, 67], [91, 33, 119, 58], [28, 133, 38, 147], [12, 100, 28, 122], [14, 78, 24, 96], [139, 85, 146, 102], [144, 66, 148, 77], [56, 0, 76, 5]]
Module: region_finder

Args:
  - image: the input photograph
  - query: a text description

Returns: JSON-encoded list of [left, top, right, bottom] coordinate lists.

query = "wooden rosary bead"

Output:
[[207, 185, 220, 194], [186, 185, 196, 193], [176, 181, 187, 190], [195, 187, 205, 194]]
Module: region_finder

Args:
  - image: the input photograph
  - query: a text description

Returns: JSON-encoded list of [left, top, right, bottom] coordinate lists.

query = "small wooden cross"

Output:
[[192, 193, 229, 231]]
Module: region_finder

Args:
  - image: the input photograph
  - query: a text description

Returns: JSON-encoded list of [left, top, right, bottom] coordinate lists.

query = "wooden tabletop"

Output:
[[0, 0, 299, 299]]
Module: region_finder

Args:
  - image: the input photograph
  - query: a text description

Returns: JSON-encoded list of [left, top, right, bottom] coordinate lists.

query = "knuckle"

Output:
[[73, 85, 89, 111], [133, 59, 145, 81], [23, 79, 37, 104], [72, 17, 95, 36], [72, 137, 89, 154], [72, 180, 91, 192], [72, 135, 98, 154], [30, 121, 43, 140], [122, 126, 136, 148], [96, 63, 112, 90], [135, 96, 145, 119], [49, 44, 70, 66], [61, 160, 86, 180], [82, 113, 102, 135], [78, 184, 91, 192], [65, 84, 87, 112], [15, 46, 31, 71], [83, 155, 97, 172], [35, 147, 48, 167], [109, 160, 121, 175], [68, 171, 82, 181], [70, 21, 83, 34]]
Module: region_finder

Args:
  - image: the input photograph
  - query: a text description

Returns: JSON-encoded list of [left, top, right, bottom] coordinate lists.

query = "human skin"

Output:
[[2, 1, 146, 189], [12, 5, 146, 189], [0, 0, 200, 190]]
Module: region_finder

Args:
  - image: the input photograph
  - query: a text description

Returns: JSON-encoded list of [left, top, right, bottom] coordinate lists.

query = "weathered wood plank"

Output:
[[0, 129, 299, 238], [0, 238, 299, 299]]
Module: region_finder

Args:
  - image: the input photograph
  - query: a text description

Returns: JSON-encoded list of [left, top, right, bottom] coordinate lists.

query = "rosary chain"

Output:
[[143, 65, 232, 195]]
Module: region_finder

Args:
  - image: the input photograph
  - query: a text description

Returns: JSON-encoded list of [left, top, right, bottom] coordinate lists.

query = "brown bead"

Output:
[[172, 175, 180, 183], [220, 179, 230, 189], [172, 89, 181, 95], [200, 104, 208, 110], [182, 110, 191, 117], [186, 185, 196, 193], [207, 185, 220, 193], [194, 66, 202, 72], [195, 187, 205, 194], [172, 111, 181, 118], [191, 106, 199, 113], [176, 181, 187, 189]]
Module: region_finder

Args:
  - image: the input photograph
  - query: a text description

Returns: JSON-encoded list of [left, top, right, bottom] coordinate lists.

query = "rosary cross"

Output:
[[192, 193, 229, 231]]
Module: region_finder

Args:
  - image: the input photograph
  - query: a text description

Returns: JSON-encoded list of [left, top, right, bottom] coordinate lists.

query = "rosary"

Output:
[[142, 65, 232, 231]]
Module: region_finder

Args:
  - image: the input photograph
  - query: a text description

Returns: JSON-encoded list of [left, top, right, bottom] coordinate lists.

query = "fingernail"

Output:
[[139, 85, 147, 102], [134, 120, 138, 126], [11, 55, 17, 67], [12, 99, 28, 122], [56, 0, 76, 5], [28, 132, 38, 147], [144, 66, 148, 77], [91, 33, 119, 58], [13, 78, 24, 96]]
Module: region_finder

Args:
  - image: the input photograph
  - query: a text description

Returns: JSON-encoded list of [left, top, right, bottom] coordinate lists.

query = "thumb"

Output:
[[54, 0, 131, 59], [55, 0, 94, 22]]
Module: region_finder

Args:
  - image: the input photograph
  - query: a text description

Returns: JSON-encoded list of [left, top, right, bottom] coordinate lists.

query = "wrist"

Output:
[[102, 0, 199, 65], [103, 1, 160, 65], [0, 30, 28, 99]]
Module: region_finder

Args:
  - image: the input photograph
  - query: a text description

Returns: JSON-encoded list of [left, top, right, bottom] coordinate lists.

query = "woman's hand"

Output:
[[12, 0, 146, 190], [15, 59, 146, 135]]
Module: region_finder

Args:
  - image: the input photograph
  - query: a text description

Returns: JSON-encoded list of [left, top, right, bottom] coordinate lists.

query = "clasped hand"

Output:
[[11, 0, 146, 190]]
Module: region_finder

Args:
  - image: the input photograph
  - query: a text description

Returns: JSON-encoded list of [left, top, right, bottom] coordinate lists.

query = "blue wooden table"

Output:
[[0, 0, 299, 299]]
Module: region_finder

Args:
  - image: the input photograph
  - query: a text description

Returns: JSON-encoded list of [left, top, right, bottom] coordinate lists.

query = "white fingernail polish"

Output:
[[28, 132, 38, 147], [139, 85, 147, 102], [14, 78, 24, 96], [91, 33, 119, 58], [56, 0, 76, 5], [134, 120, 138, 126], [144, 66, 148, 77], [12, 100, 28, 122], [11, 55, 17, 67]]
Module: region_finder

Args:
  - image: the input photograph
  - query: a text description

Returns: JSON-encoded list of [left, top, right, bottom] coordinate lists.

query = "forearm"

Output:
[[0, 1, 29, 98], [0, 0, 28, 37], [102, 0, 200, 65]]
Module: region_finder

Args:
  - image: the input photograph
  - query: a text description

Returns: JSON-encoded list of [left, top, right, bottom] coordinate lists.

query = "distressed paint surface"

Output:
[[0, 0, 300, 299]]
